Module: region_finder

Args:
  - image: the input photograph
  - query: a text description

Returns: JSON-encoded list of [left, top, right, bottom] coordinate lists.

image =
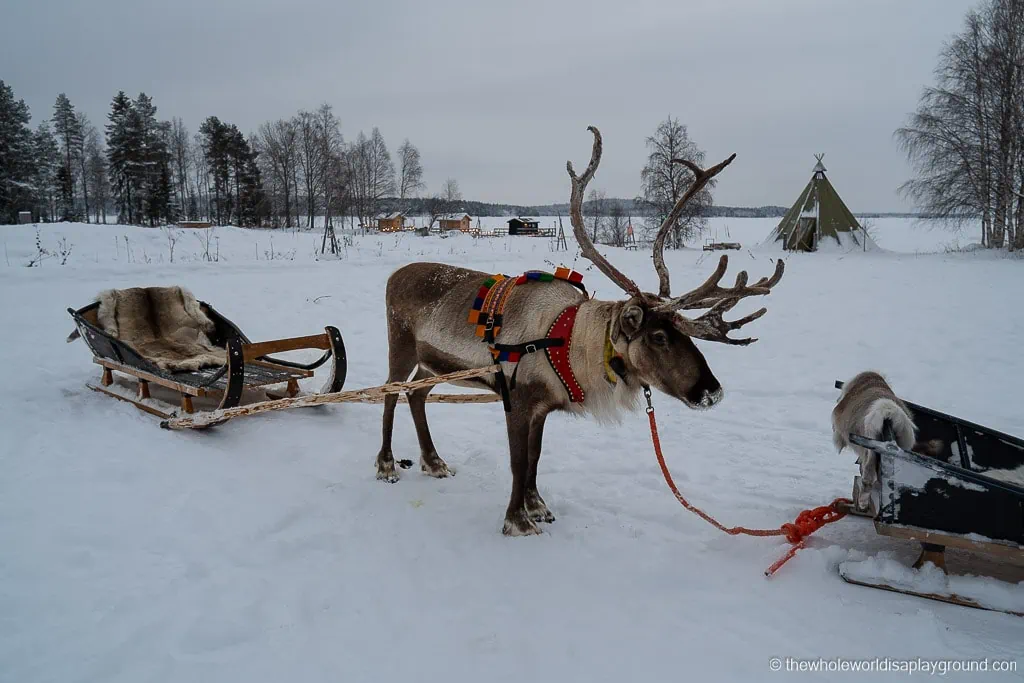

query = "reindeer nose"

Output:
[[700, 388, 724, 407], [684, 383, 723, 408]]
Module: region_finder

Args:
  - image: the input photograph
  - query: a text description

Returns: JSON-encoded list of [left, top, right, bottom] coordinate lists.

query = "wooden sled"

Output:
[[69, 299, 347, 420], [833, 380, 1024, 616]]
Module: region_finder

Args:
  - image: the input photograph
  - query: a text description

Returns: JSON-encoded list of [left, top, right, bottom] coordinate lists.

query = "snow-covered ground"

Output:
[[1, 218, 1022, 682]]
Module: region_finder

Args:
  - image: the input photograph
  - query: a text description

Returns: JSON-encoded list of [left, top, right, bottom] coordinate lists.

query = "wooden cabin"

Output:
[[376, 212, 406, 233], [177, 221, 213, 229], [18, 211, 33, 224], [507, 217, 540, 236], [438, 213, 472, 232]]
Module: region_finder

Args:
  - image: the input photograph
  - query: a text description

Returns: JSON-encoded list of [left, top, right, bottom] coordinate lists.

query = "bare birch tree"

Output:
[[897, 0, 1024, 250], [255, 118, 299, 228], [349, 127, 396, 231], [397, 138, 425, 203], [314, 104, 345, 246], [585, 188, 607, 243], [604, 202, 627, 246], [75, 112, 95, 222], [84, 130, 108, 224], [168, 117, 194, 219], [295, 110, 324, 228], [191, 131, 210, 220], [639, 116, 713, 248]]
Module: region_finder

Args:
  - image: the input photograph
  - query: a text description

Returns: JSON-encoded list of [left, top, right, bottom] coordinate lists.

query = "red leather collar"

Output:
[[544, 305, 585, 403]]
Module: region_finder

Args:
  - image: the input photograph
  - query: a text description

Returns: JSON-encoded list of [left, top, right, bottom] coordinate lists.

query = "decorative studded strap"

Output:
[[544, 305, 585, 403]]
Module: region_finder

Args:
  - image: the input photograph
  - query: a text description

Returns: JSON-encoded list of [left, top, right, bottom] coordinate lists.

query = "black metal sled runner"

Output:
[[834, 380, 1024, 616]]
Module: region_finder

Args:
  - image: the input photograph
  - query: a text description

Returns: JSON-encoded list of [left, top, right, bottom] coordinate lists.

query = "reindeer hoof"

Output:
[[502, 511, 542, 536], [529, 507, 556, 524], [420, 455, 455, 478], [526, 494, 555, 523], [376, 456, 400, 483]]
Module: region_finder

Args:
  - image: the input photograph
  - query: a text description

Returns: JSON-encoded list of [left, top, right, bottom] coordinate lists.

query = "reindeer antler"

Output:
[[655, 256, 785, 311], [673, 297, 771, 346], [566, 126, 785, 345], [663, 257, 785, 345], [567, 127, 642, 297], [651, 154, 737, 297], [642, 152, 784, 345]]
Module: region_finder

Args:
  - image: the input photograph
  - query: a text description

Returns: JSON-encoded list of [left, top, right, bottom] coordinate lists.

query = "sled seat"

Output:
[[68, 287, 346, 418]]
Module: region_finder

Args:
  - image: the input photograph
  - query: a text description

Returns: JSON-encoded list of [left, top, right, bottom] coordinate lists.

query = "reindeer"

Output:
[[375, 126, 785, 536]]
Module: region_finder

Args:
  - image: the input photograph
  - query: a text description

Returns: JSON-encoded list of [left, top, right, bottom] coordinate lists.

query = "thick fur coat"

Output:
[[832, 371, 938, 512], [832, 371, 917, 455], [96, 286, 225, 372]]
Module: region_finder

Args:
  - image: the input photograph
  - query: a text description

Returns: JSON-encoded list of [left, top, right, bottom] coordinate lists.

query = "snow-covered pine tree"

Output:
[[106, 91, 135, 224], [0, 80, 37, 223], [199, 116, 231, 224], [227, 124, 250, 225], [238, 141, 267, 227], [147, 160, 174, 225], [85, 133, 109, 224], [51, 93, 82, 221], [32, 123, 60, 222], [133, 93, 158, 225]]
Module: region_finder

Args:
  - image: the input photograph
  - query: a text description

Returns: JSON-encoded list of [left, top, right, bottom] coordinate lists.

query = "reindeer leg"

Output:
[[376, 394, 402, 483], [376, 338, 418, 483], [407, 367, 453, 478], [525, 410, 555, 523], [503, 401, 541, 536]]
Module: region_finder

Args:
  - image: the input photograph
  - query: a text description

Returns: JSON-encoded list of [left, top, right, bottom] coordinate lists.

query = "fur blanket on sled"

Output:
[[96, 286, 225, 372]]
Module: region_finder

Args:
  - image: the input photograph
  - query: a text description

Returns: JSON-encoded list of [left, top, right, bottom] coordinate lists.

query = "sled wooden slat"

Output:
[[245, 358, 314, 377], [875, 523, 1024, 564], [95, 358, 211, 397], [87, 383, 175, 419], [161, 365, 501, 430], [242, 333, 331, 361]]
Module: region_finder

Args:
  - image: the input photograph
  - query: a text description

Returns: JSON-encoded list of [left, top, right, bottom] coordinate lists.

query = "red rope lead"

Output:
[[643, 388, 850, 577]]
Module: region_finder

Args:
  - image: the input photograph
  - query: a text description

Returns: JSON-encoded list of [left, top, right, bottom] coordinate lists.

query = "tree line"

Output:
[[2, 81, 732, 248], [898, 0, 1024, 251], [0, 83, 449, 248]]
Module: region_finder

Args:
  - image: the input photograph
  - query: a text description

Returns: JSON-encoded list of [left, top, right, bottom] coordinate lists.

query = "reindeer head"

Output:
[[567, 126, 785, 410]]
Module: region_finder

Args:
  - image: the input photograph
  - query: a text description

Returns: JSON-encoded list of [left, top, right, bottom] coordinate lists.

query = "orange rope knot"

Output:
[[780, 499, 851, 544]]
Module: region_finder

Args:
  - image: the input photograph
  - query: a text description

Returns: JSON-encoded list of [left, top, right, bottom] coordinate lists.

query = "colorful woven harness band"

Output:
[[467, 268, 588, 408]]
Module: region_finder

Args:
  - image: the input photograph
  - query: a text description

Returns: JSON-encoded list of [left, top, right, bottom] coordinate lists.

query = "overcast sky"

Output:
[[2, 0, 977, 211]]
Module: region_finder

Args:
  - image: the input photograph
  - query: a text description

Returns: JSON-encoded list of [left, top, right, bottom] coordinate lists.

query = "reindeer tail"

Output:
[[863, 399, 916, 451]]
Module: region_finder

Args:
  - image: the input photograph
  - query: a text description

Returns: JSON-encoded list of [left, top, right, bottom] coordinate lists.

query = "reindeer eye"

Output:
[[650, 330, 669, 346]]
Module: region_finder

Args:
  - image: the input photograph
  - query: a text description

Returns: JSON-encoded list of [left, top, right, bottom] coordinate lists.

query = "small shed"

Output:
[[18, 211, 33, 225], [377, 212, 406, 233], [439, 213, 472, 232], [177, 221, 213, 229], [507, 217, 540, 236]]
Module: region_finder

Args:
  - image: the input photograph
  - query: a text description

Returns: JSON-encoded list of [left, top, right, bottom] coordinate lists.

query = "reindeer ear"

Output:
[[619, 304, 644, 340]]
